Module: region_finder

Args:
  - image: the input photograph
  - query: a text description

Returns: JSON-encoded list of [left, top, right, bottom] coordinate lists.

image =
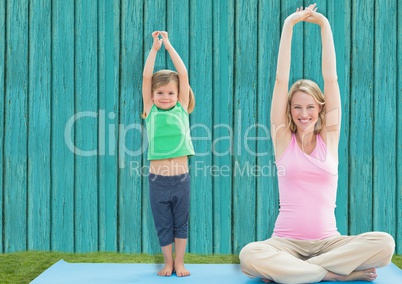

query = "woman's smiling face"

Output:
[[290, 91, 322, 132]]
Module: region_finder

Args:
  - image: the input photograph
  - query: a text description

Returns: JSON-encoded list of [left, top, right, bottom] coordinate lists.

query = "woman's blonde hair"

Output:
[[286, 79, 326, 134], [142, 70, 195, 118]]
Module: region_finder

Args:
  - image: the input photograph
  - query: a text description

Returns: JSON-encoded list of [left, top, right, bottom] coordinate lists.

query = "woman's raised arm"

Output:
[[305, 12, 341, 157], [271, 4, 316, 156]]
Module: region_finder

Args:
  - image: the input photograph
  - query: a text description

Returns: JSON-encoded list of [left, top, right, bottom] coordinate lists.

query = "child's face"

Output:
[[290, 91, 322, 132], [153, 81, 178, 110]]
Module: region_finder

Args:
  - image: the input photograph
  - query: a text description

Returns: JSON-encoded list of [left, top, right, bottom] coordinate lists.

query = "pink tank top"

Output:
[[273, 133, 339, 240]]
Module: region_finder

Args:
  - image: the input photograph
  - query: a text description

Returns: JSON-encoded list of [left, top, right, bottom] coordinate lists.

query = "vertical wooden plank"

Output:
[[349, 0, 374, 235], [51, 0, 75, 252], [28, 0, 51, 251], [303, 0, 326, 89], [4, 0, 28, 252], [98, 0, 119, 252], [0, 0, 5, 253], [189, 0, 213, 254], [233, 0, 257, 254], [256, 0, 280, 242], [75, 0, 98, 252], [166, 0, 189, 71], [143, 0, 166, 70], [141, 0, 167, 254], [119, 0, 143, 253], [327, 0, 351, 235], [397, 0, 402, 255], [373, 0, 397, 237], [212, 0, 234, 253], [282, 0, 304, 85]]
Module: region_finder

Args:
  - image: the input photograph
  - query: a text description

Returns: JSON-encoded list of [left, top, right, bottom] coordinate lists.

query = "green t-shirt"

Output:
[[145, 102, 195, 160]]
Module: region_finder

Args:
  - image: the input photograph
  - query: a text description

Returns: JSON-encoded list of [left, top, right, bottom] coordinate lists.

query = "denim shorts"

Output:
[[149, 172, 190, 247]]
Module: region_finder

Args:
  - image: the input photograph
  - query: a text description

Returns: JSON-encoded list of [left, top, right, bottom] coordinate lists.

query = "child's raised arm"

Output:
[[142, 31, 162, 117], [160, 31, 190, 111], [270, 4, 316, 156]]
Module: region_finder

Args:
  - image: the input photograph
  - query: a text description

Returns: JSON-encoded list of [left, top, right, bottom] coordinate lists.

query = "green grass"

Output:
[[393, 254, 402, 268], [0, 252, 400, 284]]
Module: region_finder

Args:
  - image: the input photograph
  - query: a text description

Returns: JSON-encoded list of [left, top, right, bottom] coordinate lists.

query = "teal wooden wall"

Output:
[[0, 0, 401, 255]]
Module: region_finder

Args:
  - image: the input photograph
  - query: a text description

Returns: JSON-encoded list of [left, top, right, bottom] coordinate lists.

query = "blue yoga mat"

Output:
[[31, 260, 402, 284]]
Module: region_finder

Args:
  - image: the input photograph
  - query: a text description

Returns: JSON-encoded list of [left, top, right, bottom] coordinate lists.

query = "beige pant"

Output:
[[239, 232, 395, 284]]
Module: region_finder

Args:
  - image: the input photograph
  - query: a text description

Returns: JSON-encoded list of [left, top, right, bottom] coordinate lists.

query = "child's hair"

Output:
[[286, 79, 326, 134], [142, 70, 195, 118]]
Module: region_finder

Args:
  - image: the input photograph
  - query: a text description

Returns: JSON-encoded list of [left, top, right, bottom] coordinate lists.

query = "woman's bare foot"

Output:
[[174, 261, 190, 277], [323, 268, 377, 282], [344, 268, 377, 282], [158, 262, 174, 276]]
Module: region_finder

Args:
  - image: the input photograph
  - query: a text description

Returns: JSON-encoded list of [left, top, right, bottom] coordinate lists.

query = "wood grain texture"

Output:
[[167, 0, 189, 71], [188, 0, 213, 254], [233, 0, 258, 254], [373, 0, 397, 237], [256, 0, 280, 242], [28, 0, 51, 251], [74, 0, 99, 252], [98, 0, 119, 252], [327, 0, 351, 236], [119, 0, 144, 253], [398, 0, 402, 256], [4, 0, 28, 253], [212, 0, 234, 253], [0, 0, 5, 253], [51, 0, 75, 252], [0, 0, 400, 254], [349, 0, 375, 235]]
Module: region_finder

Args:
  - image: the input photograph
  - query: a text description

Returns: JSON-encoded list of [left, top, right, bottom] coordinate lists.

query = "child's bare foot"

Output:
[[174, 262, 190, 277], [158, 262, 174, 276], [324, 268, 377, 282], [262, 278, 273, 283]]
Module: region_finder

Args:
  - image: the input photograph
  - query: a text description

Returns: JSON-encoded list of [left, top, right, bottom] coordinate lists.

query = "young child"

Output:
[[142, 31, 195, 277]]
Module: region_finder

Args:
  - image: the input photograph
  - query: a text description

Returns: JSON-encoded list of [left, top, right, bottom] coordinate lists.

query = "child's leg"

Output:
[[174, 238, 190, 276], [149, 173, 175, 276], [171, 173, 191, 276], [159, 244, 174, 276]]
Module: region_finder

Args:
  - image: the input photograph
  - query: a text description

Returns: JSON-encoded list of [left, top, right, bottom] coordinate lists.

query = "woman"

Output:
[[239, 4, 394, 284]]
